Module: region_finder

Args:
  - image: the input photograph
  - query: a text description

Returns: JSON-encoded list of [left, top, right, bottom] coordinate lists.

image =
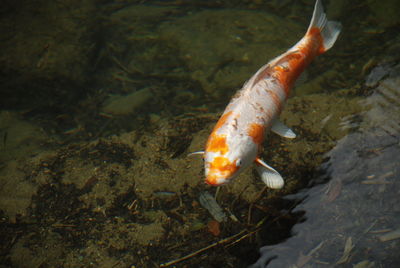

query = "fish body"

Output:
[[202, 0, 341, 187]]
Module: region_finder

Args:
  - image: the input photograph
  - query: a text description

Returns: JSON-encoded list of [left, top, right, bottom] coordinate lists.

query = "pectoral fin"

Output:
[[271, 119, 296, 139], [255, 157, 284, 189]]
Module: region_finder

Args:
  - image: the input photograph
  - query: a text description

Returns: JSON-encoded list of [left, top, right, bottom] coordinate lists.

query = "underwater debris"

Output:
[[295, 241, 324, 267], [207, 220, 221, 236], [324, 178, 342, 202], [378, 228, 400, 242], [199, 191, 227, 222], [336, 237, 354, 264], [153, 191, 177, 199], [353, 260, 376, 268]]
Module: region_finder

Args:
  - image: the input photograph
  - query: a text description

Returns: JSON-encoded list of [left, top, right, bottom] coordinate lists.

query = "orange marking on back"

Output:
[[252, 65, 273, 87], [273, 28, 324, 94], [247, 123, 264, 145], [252, 28, 324, 95], [274, 53, 305, 94], [268, 89, 282, 113]]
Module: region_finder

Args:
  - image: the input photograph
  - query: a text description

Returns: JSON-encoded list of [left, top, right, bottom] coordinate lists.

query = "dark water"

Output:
[[0, 0, 399, 267]]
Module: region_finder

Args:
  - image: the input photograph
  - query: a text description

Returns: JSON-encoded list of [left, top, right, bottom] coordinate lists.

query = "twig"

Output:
[[247, 203, 254, 225], [229, 184, 249, 210], [247, 186, 268, 225], [160, 216, 269, 267], [110, 55, 134, 75], [109, 52, 145, 76], [51, 223, 76, 228], [159, 230, 247, 267], [225, 228, 261, 249]]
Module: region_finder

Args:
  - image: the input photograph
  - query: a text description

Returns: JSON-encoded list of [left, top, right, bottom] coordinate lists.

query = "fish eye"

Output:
[[236, 159, 242, 166]]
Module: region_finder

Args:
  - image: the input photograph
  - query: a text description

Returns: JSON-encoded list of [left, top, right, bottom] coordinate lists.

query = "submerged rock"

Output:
[[102, 88, 153, 115], [251, 63, 400, 268]]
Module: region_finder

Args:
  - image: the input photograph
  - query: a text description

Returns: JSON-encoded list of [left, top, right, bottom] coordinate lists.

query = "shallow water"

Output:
[[0, 0, 399, 267]]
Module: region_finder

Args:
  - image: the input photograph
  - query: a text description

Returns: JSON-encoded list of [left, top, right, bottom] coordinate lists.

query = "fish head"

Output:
[[204, 133, 257, 186]]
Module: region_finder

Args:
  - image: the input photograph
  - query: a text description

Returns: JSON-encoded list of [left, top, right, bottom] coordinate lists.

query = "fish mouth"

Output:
[[205, 173, 235, 186], [205, 178, 227, 186], [204, 156, 240, 186]]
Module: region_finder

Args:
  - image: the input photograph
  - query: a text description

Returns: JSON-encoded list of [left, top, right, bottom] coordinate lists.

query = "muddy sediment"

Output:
[[0, 90, 362, 267]]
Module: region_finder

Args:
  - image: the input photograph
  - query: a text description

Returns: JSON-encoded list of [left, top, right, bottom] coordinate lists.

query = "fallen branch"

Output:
[[160, 216, 268, 267], [159, 230, 247, 267]]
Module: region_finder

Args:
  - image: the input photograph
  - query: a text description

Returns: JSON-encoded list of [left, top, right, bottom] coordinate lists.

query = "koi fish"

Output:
[[192, 0, 341, 188]]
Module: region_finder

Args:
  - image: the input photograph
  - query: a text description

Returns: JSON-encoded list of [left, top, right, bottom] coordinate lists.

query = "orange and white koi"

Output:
[[192, 0, 341, 188]]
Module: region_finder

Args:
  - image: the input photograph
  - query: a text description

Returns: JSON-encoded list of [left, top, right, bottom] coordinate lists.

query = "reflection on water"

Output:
[[0, 0, 400, 267]]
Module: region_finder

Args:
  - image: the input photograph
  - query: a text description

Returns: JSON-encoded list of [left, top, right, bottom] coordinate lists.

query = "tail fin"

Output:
[[308, 0, 342, 52]]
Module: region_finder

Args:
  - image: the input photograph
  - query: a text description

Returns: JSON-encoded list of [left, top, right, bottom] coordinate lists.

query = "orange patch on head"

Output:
[[206, 134, 229, 155], [247, 123, 264, 145], [210, 156, 238, 173]]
